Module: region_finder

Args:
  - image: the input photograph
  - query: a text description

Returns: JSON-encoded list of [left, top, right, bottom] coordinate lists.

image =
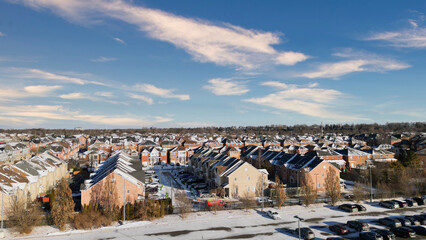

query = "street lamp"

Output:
[[294, 215, 304, 240]]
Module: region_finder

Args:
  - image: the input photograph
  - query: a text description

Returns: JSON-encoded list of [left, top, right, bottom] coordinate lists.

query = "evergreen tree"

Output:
[[51, 178, 75, 231]]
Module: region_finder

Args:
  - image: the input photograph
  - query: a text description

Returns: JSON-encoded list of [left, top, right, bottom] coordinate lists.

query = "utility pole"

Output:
[[261, 172, 264, 212], [369, 164, 373, 203]]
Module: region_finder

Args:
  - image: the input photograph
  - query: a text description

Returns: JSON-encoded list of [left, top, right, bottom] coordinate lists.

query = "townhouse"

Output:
[[81, 151, 145, 207]]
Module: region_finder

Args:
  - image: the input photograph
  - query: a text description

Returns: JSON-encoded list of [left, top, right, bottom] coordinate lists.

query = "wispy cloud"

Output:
[[244, 81, 367, 121], [0, 104, 172, 127], [1, 85, 62, 100], [10, 68, 106, 85], [129, 94, 154, 105], [94, 91, 114, 97], [0, 32, 5, 37], [298, 50, 410, 79], [134, 83, 190, 101], [13, 0, 308, 70], [365, 17, 426, 48], [90, 56, 117, 62], [203, 78, 249, 96], [113, 37, 125, 45], [59, 92, 123, 104]]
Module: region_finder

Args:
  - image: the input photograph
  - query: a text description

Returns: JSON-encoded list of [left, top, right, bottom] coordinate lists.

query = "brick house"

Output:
[[81, 152, 145, 207]]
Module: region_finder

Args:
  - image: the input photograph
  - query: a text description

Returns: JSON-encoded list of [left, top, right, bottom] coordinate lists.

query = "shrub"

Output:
[[7, 196, 42, 234], [71, 209, 112, 230]]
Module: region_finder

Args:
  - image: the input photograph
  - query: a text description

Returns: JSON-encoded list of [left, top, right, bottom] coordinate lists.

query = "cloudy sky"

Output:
[[0, 0, 425, 128]]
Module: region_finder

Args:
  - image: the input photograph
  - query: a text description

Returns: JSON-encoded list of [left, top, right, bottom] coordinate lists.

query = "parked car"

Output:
[[394, 217, 412, 227], [371, 228, 396, 240], [298, 227, 315, 240], [359, 232, 384, 240], [405, 198, 418, 207], [413, 197, 426, 205], [379, 200, 399, 209], [338, 204, 358, 212], [392, 200, 407, 208], [266, 210, 281, 220], [378, 217, 402, 228], [412, 215, 426, 225], [354, 204, 367, 212], [347, 220, 370, 231], [329, 224, 349, 235], [410, 226, 426, 236], [405, 216, 421, 226], [391, 226, 416, 238]]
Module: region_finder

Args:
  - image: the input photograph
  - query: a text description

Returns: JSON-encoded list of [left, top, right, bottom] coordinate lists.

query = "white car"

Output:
[[266, 210, 281, 220]]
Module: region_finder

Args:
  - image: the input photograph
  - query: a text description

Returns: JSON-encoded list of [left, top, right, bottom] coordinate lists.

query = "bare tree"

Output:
[[51, 178, 75, 231], [7, 195, 42, 234], [175, 190, 192, 219], [352, 182, 368, 203], [275, 176, 286, 209], [376, 181, 391, 200], [101, 174, 119, 219], [325, 167, 341, 206], [240, 191, 256, 212], [301, 172, 317, 206]]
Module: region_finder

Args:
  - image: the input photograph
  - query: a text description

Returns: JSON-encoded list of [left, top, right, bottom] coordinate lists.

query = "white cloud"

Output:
[[0, 32, 5, 37], [365, 18, 426, 48], [245, 81, 367, 121], [11, 68, 106, 85], [113, 37, 125, 45], [0, 104, 172, 127], [299, 50, 410, 79], [94, 91, 113, 97], [24, 85, 62, 95], [14, 0, 308, 70], [276, 51, 310, 65], [129, 94, 154, 105], [90, 56, 117, 62], [0, 85, 62, 100], [59, 92, 123, 104], [134, 83, 190, 101], [203, 78, 249, 96]]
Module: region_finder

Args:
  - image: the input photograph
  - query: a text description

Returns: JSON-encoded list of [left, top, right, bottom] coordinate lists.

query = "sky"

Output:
[[0, 0, 425, 129]]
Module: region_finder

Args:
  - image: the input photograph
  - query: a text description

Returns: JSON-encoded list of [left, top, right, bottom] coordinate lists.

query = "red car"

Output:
[[329, 224, 349, 235]]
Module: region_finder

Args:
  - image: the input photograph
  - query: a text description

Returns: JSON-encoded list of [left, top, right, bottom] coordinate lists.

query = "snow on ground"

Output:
[[9, 200, 426, 240]]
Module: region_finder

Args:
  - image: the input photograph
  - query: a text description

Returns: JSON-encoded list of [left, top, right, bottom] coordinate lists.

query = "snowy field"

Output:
[[8, 200, 426, 240]]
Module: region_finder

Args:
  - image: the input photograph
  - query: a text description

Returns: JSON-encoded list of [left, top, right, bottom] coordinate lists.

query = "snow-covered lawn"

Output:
[[8, 200, 426, 240]]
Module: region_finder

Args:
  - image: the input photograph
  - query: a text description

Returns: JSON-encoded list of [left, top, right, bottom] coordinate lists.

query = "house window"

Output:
[[127, 190, 130, 194], [245, 168, 248, 172], [247, 176, 250, 181], [248, 186, 250, 192], [234, 177, 237, 182], [252, 186, 255, 192]]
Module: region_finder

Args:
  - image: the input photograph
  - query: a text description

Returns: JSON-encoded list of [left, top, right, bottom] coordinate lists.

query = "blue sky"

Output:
[[0, 0, 425, 128]]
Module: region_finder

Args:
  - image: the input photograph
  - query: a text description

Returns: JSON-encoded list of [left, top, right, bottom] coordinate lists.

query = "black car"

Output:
[[412, 215, 426, 225], [347, 220, 370, 231], [413, 197, 426, 205], [378, 217, 402, 228], [354, 204, 367, 211], [410, 226, 426, 236], [338, 204, 358, 212], [359, 231, 384, 240], [405, 198, 418, 207], [392, 199, 407, 208], [329, 224, 349, 235], [394, 217, 412, 227], [379, 200, 399, 209], [391, 226, 416, 238], [371, 228, 396, 240], [299, 227, 315, 240], [405, 216, 421, 226]]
